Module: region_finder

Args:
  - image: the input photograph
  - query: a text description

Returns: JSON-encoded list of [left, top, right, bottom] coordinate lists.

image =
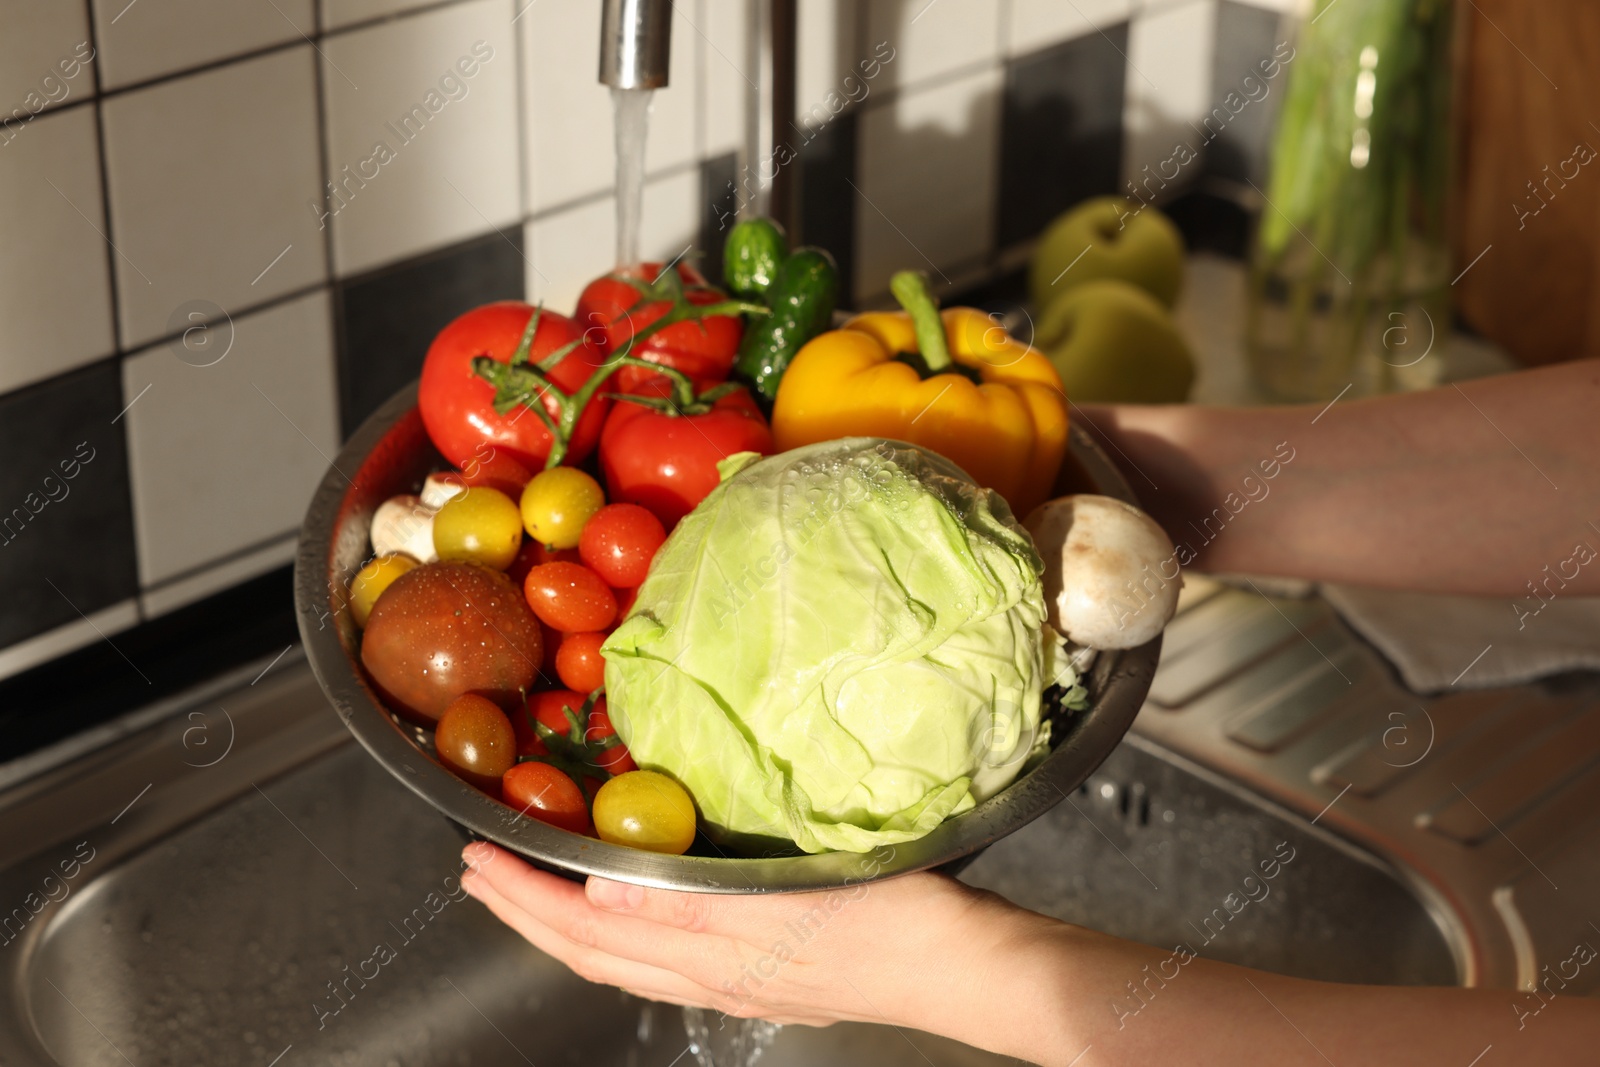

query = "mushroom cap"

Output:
[[1024, 494, 1181, 649]]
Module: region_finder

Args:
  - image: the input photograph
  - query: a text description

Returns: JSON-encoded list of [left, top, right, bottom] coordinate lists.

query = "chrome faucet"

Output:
[[599, 0, 672, 90]]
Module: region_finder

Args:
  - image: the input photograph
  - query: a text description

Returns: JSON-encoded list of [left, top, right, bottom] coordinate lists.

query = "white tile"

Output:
[[796, 0, 898, 130], [1123, 0, 1216, 192], [797, 0, 851, 119], [101, 47, 326, 349], [855, 67, 1000, 303], [700, 0, 746, 156], [0, 1, 94, 118], [91, 0, 315, 90], [122, 290, 339, 586], [522, 0, 697, 214], [322, 0, 520, 276], [321, 0, 444, 31], [867, 0, 1000, 91], [1230, 0, 1304, 10], [141, 534, 297, 618], [526, 168, 699, 312], [1005, 0, 1132, 56], [0, 107, 115, 394], [0, 600, 139, 682]]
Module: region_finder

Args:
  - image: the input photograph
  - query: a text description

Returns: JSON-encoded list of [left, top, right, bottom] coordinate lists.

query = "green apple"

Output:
[[1036, 279, 1195, 404], [1029, 197, 1186, 310]]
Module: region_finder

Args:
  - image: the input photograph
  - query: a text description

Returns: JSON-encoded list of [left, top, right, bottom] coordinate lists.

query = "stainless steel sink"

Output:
[[4, 574, 1594, 1065]]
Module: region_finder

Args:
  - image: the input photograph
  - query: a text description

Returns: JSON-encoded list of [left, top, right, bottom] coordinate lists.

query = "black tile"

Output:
[[1205, 1, 1293, 186], [0, 564, 299, 764], [1165, 187, 1256, 259], [0, 360, 139, 650], [795, 108, 858, 303], [998, 26, 1129, 249], [335, 229, 526, 437], [698, 151, 740, 288]]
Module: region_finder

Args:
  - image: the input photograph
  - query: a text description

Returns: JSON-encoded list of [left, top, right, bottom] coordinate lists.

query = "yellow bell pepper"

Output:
[[771, 271, 1069, 518]]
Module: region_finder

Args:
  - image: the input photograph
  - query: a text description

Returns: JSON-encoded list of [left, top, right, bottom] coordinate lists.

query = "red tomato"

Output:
[[523, 562, 618, 632], [616, 586, 639, 619], [555, 631, 607, 692], [516, 688, 588, 756], [501, 762, 592, 835], [579, 503, 665, 589], [418, 301, 611, 472], [575, 262, 744, 393], [458, 448, 534, 500], [585, 701, 637, 775], [600, 378, 775, 527]]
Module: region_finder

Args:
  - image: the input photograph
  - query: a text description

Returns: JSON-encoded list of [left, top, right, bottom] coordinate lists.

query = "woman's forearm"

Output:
[[1022, 923, 1600, 1067], [1076, 359, 1600, 597]]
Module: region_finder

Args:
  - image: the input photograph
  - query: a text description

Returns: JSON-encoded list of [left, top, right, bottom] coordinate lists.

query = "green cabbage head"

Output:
[[602, 438, 1053, 854]]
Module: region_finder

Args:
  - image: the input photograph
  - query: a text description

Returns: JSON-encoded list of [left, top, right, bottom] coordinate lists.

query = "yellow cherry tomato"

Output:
[[592, 771, 697, 855], [520, 467, 605, 549], [432, 487, 522, 570], [348, 554, 418, 627]]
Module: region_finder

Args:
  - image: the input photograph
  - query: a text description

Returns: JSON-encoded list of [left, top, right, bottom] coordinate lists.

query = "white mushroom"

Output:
[[370, 494, 438, 563], [1024, 494, 1182, 650], [420, 471, 468, 510]]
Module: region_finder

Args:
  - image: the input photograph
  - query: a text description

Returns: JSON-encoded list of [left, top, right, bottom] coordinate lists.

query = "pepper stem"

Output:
[[891, 270, 952, 373]]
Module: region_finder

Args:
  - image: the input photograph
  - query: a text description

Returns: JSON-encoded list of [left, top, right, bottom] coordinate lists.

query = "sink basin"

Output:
[[0, 650, 1459, 1066]]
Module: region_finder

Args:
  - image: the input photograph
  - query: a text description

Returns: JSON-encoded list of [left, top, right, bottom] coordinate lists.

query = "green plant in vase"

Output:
[[1246, 0, 1456, 401]]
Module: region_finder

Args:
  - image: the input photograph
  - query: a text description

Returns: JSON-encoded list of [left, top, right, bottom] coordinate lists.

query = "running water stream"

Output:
[[683, 1006, 782, 1066], [612, 80, 782, 1067], [611, 87, 653, 266]]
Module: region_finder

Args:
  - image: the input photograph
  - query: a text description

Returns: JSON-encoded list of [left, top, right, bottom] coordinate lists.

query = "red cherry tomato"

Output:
[[523, 562, 617, 632], [500, 762, 592, 835], [516, 688, 588, 756], [586, 701, 637, 775], [600, 378, 774, 527], [574, 262, 744, 393], [418, 301, 611, 472], [555, 631, 607, 692], [616, 586, 639, 619], [579, 503, 665, 589]]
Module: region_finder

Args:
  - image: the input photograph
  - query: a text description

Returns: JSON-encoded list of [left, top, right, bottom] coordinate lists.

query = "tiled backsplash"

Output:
[[0, 0, 1295, 685]]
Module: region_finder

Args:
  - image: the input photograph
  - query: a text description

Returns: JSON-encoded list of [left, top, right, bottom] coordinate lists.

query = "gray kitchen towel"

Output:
[[1319, 584, 1600, 693]]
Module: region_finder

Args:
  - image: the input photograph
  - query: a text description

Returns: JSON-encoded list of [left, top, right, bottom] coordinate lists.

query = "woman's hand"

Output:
[[459, 842, 1079, 1058]]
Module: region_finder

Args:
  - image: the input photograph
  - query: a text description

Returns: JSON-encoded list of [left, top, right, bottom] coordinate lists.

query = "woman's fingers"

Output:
[[463, 845, 759, 983], [462, 860, 723, 1008]]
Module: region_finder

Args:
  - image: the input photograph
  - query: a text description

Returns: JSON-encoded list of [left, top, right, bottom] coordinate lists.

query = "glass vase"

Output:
[[1245, 0, 1457, 401]]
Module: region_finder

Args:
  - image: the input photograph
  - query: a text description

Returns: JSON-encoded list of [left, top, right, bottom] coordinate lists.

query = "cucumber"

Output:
[[722, 218, 788, 297], [733, 247, 838, 403]]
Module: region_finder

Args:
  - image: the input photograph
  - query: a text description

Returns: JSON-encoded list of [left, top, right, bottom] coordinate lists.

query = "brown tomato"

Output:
[[359, 561, 542, 723]]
